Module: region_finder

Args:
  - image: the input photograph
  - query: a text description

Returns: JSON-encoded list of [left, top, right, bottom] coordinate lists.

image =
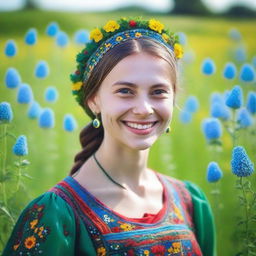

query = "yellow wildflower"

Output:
[[174, 43, 183, 59], [90, 28, 103, 43], [148, 19, 164, 33], [72, 81, 83, 91], [135, 32, 142, 37], [97, 247, 106, 256], [116, 36, 123, 42], [162, 33, 169, 43], [24, 236, 36, 249], [103, 20, 120, 33], [30, 219, 38, 229]]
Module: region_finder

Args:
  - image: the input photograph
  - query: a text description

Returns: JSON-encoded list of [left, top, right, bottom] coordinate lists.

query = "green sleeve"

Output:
[[184, 181, 217, 256], [2, 192, 77, 256]]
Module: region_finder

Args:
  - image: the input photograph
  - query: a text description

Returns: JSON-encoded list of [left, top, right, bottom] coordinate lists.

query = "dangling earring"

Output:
[[92, 114, 101, 128], [165, 126, 171, 133]]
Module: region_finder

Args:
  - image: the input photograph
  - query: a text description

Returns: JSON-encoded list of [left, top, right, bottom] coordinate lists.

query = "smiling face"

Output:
[[88, 52, 175, 152]]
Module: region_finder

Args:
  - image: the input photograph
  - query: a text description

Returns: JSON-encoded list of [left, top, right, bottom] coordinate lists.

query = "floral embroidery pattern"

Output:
[[11, 203, 51, 254]]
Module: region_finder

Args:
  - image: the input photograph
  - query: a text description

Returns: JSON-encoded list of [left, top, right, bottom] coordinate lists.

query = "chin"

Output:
[[124, 137, 157, 151]]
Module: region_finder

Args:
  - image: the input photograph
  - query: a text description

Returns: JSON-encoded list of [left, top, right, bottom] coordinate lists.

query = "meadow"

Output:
[[0, 10, 256, 255]]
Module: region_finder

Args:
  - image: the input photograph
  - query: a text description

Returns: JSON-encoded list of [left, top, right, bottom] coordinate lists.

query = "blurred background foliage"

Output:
[[0, 1, 256, 254]]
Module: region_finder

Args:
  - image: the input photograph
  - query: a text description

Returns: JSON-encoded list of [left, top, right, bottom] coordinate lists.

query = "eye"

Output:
[[152, 89, 168, 95], [117, 88, 134, 95]]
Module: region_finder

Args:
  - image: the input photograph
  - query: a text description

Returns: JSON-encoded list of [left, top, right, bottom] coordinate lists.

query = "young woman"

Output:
[[3, 17, 216, 256]]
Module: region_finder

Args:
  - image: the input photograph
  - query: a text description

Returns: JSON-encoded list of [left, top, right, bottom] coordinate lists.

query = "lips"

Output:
[[121, 121, 158, 135]]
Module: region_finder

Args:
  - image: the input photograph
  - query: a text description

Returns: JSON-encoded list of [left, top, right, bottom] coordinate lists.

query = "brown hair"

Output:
[[70, 38, 178, 175]]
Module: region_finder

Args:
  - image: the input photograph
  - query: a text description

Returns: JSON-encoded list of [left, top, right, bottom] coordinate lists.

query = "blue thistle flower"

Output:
[[63, 114, 77, 132], [210, 92, 223, 104], [223, 62, 237, 80], [239, 63, 255, 83], [179, 110, 192, 124], [202, 118, 222, 140], [27, 101, 41, 119], [46, 22, 59, 37], [211, 101, 230, 121], [24, 28, 37, 45], [13, 135, 28, 156], [35, 60, 49, 79], [246, 92, 256, 115], [207, 162, 223, 183], [234, 47, 246, 63], [237, 108, 253, 128], [74, 29, 90, 45], [5, 40, 17, 57], [17, 83, 33, 104], [176, 32, 187, 45], [225, 85, 243, 109], [38, 108, 55, 128], [201, 58, 216, 76], [56, 31, 69, 48], [44, 86, 59, 103], [231, 146, 254, 177], [184, 96, 199, 113], [228, 28, 241, 41], [0, 102, 13, 123], [5, 67, 21, 89]]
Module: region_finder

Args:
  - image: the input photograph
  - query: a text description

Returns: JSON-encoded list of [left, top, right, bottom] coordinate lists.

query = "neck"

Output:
[[95, 138, 150, 188]]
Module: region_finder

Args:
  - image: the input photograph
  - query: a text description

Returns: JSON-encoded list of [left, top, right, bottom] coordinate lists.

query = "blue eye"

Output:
[[117, 88, 133, 94], [153, 89, 168, 95]]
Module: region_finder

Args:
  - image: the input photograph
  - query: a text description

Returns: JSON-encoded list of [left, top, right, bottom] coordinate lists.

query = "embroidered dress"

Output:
[[3, 174, 216, 256]]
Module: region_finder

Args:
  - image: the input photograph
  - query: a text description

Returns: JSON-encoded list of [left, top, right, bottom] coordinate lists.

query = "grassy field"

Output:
[[0, 10, 256, 255]]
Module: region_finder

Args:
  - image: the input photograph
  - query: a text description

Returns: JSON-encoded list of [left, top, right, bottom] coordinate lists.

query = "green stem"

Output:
[[240, 177, 249, 256], [15, 156, 22, 192], [1, 124, 8, 207]]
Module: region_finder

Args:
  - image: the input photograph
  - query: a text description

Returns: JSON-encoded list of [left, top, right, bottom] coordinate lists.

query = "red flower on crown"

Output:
[[129, 20, 137, 27]]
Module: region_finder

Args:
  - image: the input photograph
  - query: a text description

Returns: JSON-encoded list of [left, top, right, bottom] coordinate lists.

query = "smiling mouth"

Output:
[[122, 121, 158, 130]]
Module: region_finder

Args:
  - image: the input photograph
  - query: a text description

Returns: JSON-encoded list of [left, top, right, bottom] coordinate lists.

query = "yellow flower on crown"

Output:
[[72, 81, 83, 91], [90, 28, 103, 43], [148, 19, 164, 33], [103, 20, 120, 33], [162, 33, 169, 43], [174, 43, 183, 59]]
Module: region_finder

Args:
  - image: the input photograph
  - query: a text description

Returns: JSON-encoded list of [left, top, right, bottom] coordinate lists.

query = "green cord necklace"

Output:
[[93, 154, 127, 190]]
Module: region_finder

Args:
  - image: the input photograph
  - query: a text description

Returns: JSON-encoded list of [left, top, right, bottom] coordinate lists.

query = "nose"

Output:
[[132, 97, 154, 116]]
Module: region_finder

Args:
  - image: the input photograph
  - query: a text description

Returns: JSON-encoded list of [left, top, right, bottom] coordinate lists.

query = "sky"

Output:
[[0, 0, 256, 12]]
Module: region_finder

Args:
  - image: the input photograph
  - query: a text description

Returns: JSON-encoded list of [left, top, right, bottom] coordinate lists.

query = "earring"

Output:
[[92, 118, 101, 128], [165, 126, 171, 133]]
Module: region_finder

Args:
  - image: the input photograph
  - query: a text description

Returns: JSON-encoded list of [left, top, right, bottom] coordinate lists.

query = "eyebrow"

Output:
[[112, 81, 171, 89]]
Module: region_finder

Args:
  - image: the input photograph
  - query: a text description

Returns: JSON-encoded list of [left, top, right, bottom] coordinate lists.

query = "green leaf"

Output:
[[21, 159, 30, 166]]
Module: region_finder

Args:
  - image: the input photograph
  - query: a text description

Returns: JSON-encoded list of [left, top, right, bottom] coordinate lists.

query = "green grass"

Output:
[[0, 10, 256, 255]]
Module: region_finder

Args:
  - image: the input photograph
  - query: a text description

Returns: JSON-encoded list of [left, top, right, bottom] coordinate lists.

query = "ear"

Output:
[[87, 94, 100, 115]]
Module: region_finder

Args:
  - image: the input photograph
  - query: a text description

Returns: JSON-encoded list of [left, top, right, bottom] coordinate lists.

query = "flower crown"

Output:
[[70, 17, 183, 109]]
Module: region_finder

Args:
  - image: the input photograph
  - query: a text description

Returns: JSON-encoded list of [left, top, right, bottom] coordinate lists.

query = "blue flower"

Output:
[[246, 92, 256, 115], [184, 96, 199, 113], [17, 83, 33, 104], [39, 108, 55, 128], [5, 40, 17, 57], [176, 32, 187, 45], [223, 62, 237, 80], [231, 146, 254, 177], [210, 92, 223, 104], [5, 67, 21, 89], [179, 110, 192, 124], [207, 162, 223, 183], [56, 31, 69, 47], [46, 22, 59, 37], [239, 63, 255, 82], [234, 47, 246, 62], [202, 118, 222, 140], [74, 29, 90, 45], [201, 58, 216, 75], [35, 60, 49, 79], [27, 101, 41, 119], [211, 101, 230, 120], [63, 114, 77, 132], [0, 102, 13, 123], [13, 135, 28, 156], [237, 108, 253, 128], [44, 86, 59, 103], [24, 28, 37, 45], [225, 85, 243, 109], [228, 28, 241, 41]]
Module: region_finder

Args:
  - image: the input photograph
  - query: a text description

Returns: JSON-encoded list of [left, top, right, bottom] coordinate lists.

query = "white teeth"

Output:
[[125, 122, 155, 130]]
